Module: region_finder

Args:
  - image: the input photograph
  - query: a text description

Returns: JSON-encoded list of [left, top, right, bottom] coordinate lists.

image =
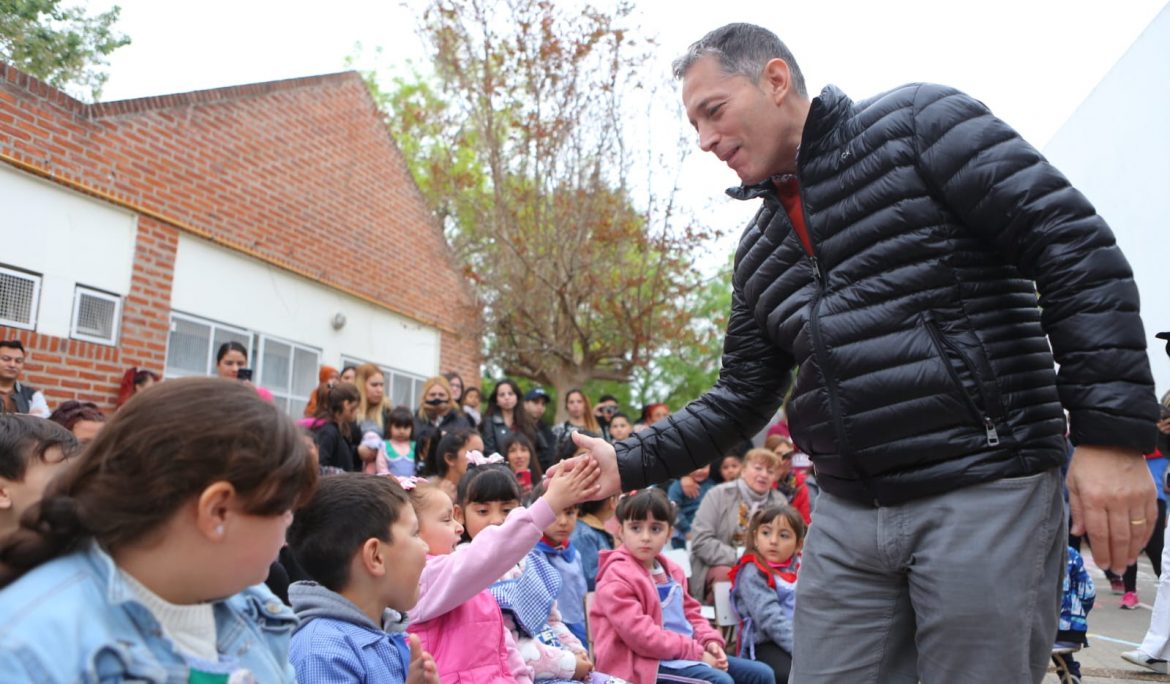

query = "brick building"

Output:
[[0, 64, 482, 416]]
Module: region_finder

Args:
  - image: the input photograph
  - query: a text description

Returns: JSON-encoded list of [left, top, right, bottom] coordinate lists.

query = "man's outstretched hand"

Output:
[[1067, 445, 1158, 574], [545, 431, 623, 500]]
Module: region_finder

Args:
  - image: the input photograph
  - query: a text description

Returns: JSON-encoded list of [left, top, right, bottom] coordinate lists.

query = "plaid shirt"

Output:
[[289, 616, 409, 683]]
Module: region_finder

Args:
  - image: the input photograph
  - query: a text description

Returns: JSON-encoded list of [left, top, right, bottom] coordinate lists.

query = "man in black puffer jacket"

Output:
[[565, 23, 1160, 683]]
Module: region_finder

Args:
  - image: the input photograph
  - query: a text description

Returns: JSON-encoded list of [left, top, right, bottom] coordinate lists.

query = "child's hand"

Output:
[[405, 634, 440, 684], [701, 650, 726, 670], [572, 652, 594, 681], [704, 641, 728, 671], [544, 456, 601, 511]]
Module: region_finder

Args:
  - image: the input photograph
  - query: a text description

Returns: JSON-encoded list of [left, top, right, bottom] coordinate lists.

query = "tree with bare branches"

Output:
[[376, 0, 722, 416]]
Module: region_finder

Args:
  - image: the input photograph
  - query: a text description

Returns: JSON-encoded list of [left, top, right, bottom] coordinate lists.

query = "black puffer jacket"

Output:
[[617, 83, 1158, 505]]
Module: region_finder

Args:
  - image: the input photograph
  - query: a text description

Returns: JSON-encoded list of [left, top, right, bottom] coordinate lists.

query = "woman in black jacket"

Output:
[[480, 379, 537, 457]]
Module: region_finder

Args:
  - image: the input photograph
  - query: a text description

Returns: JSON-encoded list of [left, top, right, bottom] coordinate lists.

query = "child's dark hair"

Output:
[[502, 432, 542, 482], [319, 382, 360, 440], [744, 504, 807, 556], [580, 495, 615, 517], [555, 428, 600, 463], [615, 488, 674, 524], [0, 377, 318, 586], [712, 451, 744, 483], [0, 415, 78, 481], [457, 464, 523, 507], [387, 406, 415, 435], [426, 428, 478, 479], [287, 473, 410, 591]]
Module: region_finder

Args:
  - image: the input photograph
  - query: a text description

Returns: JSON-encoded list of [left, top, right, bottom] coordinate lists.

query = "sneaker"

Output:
[[1109, 575, 1125, 595], [1122, 649, 1169, 674], [1121, 591, 1140, 609]]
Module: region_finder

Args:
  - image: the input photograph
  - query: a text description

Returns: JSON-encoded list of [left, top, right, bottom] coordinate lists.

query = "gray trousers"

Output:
[[790, 468, 1065, 684]]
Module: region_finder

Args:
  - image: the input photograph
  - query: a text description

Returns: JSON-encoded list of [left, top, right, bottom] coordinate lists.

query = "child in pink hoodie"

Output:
[[590, 489, 775, 684], [406, 454, 600, 684]]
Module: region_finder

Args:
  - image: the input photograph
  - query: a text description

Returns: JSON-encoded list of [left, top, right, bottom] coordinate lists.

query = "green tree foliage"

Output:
[[374, 0, 726, 417], [0, 0, 130, 101]]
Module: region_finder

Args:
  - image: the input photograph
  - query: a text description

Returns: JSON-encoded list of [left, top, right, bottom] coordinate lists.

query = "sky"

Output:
[[87, 0, 1168, 256]]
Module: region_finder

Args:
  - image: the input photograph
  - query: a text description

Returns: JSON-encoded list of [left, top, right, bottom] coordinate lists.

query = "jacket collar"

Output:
[[726, 84, 853, 202], [289, 581, 386, 645]]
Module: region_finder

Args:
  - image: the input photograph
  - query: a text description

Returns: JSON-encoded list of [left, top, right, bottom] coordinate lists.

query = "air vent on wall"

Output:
[[0, 266, 41, 331], [71, 286, 121, 345]]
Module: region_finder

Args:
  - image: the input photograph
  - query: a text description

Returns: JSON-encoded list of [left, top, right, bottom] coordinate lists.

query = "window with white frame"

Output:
[[71, 286, 122, 345], [0, 265, 41, 331], [258, 335, 321, 417], [165, 313, 321, 418], [340, 356, 429, 409], [165, 312, 253, 379]]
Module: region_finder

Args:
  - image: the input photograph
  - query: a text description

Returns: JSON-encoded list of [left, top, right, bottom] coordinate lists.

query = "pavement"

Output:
[[1053, 549, 1170, 683]]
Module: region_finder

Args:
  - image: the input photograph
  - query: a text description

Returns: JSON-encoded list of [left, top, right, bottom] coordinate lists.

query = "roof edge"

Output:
[[89, 70, 362, 117], [0, 62, 89, 114]]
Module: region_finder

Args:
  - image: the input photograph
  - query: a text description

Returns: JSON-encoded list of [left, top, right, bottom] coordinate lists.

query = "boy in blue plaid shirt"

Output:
[[286, 474, 438, 684]]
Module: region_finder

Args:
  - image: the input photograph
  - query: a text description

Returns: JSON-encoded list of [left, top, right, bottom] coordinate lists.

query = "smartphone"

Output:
[[236, 368, 254, 382], [516, 469, 532, 489]]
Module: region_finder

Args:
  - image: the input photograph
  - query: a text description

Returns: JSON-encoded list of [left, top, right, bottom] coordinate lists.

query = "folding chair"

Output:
[[712, 580, 737, 645]]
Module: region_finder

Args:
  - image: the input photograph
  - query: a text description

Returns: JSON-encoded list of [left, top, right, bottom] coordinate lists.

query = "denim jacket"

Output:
[[0, 541, 298, 683]]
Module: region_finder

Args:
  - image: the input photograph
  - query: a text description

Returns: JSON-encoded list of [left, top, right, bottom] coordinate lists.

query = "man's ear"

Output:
[[761, 57, 795, 105]]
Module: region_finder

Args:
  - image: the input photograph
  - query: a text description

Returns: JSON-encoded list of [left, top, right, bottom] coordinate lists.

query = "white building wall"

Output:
[[170, 233, 440, 377], [0, 164, 137, 337], [1044, 2, 1170, 397]]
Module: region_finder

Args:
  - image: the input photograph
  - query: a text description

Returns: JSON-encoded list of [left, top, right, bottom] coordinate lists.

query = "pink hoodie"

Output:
[[407, 498, 555, 684], [590, 545, 725, 684]]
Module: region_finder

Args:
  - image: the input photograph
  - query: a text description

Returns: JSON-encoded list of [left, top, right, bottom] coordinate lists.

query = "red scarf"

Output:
[[729, 552, 798, 589]]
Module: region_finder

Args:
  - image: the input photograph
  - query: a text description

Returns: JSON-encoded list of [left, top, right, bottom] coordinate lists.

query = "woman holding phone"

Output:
[[215, 341, 274, 402]]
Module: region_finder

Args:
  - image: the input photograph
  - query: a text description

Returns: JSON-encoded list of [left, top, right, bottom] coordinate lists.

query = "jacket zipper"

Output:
[[921, 314, 1000, 447], [796, 196, 851, 459]]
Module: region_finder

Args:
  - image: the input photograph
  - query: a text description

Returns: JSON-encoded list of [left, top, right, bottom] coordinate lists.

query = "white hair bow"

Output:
[[394, 476, 426, 491], [466, 450, 505, 467]]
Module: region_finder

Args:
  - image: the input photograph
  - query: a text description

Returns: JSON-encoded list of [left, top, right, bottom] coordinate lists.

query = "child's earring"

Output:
[[215, 524, 225, 537]]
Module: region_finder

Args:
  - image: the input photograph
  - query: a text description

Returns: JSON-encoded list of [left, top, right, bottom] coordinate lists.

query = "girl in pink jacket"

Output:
[[590, 489, 775, 684], [406, 455, 600, 684]]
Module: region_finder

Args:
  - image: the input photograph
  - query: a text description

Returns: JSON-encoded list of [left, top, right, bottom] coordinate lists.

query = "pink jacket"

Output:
[[407, 498, 555, 684], [590, 546, 724, 684]]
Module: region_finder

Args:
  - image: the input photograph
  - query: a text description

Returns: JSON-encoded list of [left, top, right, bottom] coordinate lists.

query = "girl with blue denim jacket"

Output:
[[0, 377, 318, 683]]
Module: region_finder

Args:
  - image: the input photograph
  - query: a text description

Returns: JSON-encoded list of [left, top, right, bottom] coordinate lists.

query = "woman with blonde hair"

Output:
[[353, 363, 392, 437], [414, 376, 471, 473]]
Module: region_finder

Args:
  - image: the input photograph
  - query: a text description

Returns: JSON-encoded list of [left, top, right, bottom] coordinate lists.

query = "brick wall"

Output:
[[0, 64, 482, 410], [0, 216, 177, 411]]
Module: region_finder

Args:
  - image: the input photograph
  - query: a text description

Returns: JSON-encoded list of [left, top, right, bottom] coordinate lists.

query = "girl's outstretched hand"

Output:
[[544, 455, 601, 511]]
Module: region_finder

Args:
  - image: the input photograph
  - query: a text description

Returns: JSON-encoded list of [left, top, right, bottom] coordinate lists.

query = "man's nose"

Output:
[[697, 122, 718, 153]]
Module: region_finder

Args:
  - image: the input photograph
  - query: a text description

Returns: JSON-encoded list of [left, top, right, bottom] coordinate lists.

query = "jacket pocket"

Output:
[[920, 313, 1001, 447]]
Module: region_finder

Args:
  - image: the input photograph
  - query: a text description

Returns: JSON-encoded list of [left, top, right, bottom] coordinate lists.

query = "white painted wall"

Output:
[[0, 164, 137, 338], [1044, 3, 1170, 397], [170, 234, 440, 376]]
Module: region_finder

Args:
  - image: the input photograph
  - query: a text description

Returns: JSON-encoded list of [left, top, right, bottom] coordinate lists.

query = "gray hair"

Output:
[[671, 23, 807, 98]]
